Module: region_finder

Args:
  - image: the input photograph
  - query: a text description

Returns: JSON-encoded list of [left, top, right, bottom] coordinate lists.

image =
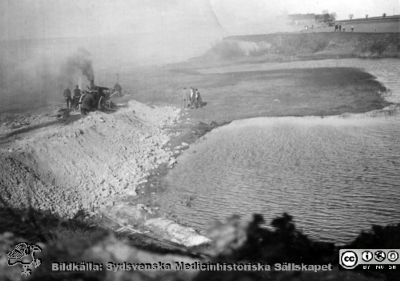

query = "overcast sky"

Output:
[[0, 0, 398, 40]]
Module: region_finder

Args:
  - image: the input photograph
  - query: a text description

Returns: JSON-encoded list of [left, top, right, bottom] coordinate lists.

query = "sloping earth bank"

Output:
[[0, 101, 179, 217]]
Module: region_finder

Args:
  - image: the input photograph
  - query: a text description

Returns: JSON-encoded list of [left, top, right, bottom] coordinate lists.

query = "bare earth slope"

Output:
[[0, 101, 179, 217]]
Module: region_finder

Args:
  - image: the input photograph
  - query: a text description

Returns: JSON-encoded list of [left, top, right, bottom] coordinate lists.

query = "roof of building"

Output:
[[336, 14, 400, 23]]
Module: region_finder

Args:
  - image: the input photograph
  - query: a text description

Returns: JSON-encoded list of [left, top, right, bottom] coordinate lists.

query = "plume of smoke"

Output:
[[0, 43, 96, 114], [60, 48, 94, 87]]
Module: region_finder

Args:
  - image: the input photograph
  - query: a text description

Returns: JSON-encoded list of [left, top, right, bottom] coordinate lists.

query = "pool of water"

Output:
[[159, 59, 400, 243]]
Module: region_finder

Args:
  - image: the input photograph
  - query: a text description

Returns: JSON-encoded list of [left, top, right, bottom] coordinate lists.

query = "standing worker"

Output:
[[113, 82, 122, 96], [72, 85, 81, 110], [189, 87, 195, 108], [194, 89, 203, 108], [113, 74, 122, 96], [73, 85, 81, 98], [63, 87, 72, 109]]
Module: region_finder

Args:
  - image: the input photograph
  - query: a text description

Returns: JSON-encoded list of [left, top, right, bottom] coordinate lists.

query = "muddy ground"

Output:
[[126, 66, 389, 122]]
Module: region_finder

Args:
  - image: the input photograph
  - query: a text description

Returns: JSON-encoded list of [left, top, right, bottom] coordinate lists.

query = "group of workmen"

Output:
[[63, 85, 82, 110], [185, 87, 203, 109], [334, 24, 354, 32]]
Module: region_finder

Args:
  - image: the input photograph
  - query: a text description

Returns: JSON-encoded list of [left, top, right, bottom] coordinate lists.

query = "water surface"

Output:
[[160, 59, 400, 243]]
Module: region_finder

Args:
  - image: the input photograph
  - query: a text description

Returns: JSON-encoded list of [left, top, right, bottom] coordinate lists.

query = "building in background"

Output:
[[288, 12, 336, 31], [288, 13, 317, 28], [335, 14, 400, 33]]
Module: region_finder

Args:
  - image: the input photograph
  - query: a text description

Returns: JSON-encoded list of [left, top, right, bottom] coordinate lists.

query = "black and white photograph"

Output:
[[0, 1, 399, 280]]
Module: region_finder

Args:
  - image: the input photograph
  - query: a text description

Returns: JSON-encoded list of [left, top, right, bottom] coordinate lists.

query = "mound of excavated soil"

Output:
[[0, 101, 180, 218]]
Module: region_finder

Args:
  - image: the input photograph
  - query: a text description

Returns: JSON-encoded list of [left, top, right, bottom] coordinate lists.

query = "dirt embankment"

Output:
[[0, 101, 179, 218], [199, 32, 400, 63]]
